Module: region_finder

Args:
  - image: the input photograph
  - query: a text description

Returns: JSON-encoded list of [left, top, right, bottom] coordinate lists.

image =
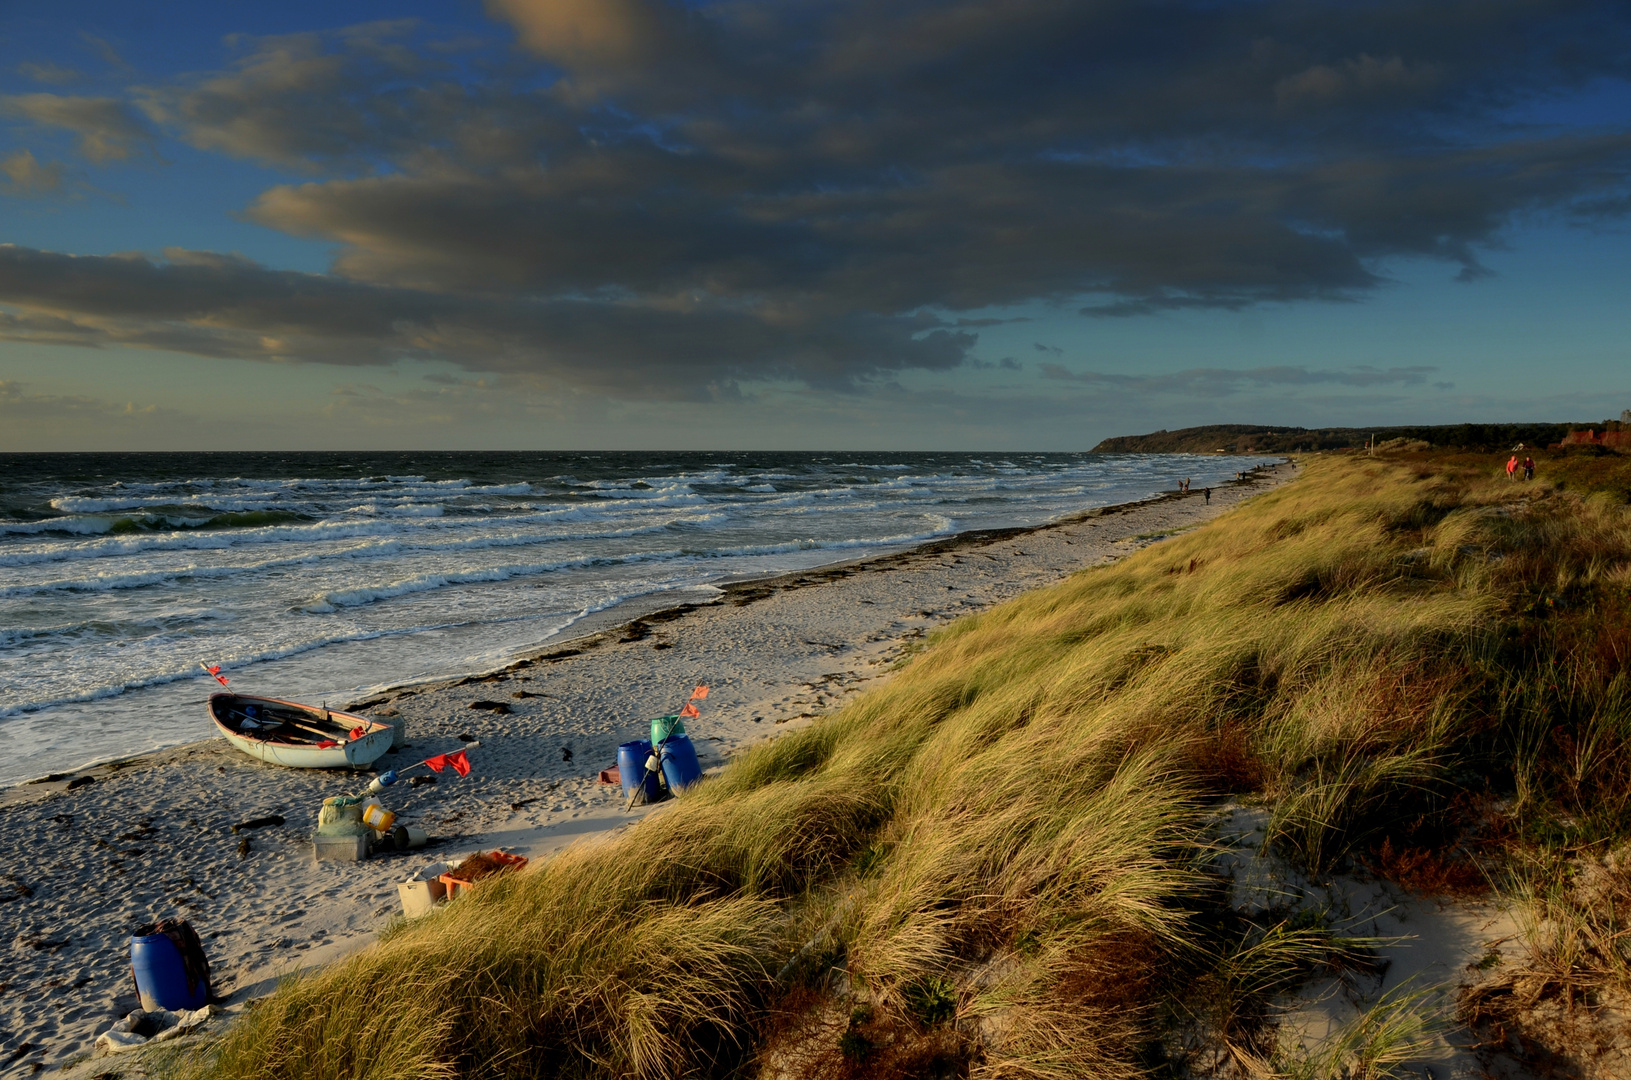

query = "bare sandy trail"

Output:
[[0, 463, 1291, 1074]]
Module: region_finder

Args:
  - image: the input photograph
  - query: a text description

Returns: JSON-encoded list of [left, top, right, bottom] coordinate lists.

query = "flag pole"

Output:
[[355, 742, 479, 797]]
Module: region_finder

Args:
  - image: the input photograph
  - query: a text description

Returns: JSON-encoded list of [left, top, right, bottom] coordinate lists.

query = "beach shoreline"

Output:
[[1, 450, 1265, 792], [5, 465, 1276, 794], [0, 462, 1292, 1074]]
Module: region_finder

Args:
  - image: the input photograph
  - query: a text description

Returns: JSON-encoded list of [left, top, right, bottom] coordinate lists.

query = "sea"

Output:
[[0, 451, 1263, 786]]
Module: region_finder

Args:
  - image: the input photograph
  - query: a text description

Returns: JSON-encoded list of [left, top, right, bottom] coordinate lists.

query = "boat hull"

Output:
[[209, 694, 393, 770]]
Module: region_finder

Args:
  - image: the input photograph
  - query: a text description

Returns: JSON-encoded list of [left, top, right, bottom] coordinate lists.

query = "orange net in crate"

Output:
[[439, 850, 528, 899]]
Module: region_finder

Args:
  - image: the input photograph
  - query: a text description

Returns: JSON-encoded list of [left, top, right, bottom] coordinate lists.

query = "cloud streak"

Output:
[[0, 379, 177, 426], [0, 93, 154, 163], [1, 151, 63, 195]]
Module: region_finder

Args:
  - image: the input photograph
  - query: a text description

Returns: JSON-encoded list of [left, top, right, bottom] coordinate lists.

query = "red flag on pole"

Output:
[[446, 750, 471, 777], [424, 754, 448, 773], [679, 702, 700, 719], [206, 665, 229, 686], [690, 685, 708, 700]]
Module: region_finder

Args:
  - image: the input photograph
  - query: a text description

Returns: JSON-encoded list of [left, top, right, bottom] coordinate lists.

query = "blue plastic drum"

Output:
[[130, 933, 208, 1012], [617, 740, 663, 803], [659, 734, 703, 793]]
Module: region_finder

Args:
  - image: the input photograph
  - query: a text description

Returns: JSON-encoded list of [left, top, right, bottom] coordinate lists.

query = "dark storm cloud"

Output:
[[3, 1, 1631, 390], [0, 245, 969, 395]]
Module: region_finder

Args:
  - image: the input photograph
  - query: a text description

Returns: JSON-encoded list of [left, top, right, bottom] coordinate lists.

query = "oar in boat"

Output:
[[230, 704, 351, 745], [265, 710, 356, 741]]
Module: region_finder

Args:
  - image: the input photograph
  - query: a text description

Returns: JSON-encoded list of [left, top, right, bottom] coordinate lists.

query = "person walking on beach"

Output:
[[1204, 487, 1211, 504], [1523, 456, 1535, 481], [1507, 455, 1518, 480]]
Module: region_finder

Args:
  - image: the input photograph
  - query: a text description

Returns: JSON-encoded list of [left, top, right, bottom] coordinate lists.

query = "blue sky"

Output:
[[2, 0, 1630, 450]]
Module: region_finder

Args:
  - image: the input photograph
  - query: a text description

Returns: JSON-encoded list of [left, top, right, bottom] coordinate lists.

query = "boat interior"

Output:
[[210, 695, 367, 745]]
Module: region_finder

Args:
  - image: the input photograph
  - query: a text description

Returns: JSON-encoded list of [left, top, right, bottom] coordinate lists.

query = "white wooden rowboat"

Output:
[[209, 693, 393, 770]]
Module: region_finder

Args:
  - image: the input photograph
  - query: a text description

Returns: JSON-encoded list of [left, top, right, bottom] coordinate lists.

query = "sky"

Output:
[[1, 0, 1630, 451]]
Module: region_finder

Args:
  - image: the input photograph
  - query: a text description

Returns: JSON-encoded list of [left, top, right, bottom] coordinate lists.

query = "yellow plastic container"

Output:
[[361, 800, 396, 832]]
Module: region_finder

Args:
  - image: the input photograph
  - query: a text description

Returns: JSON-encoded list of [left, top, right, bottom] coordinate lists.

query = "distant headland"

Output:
[[1092, 416, 1631, 454]]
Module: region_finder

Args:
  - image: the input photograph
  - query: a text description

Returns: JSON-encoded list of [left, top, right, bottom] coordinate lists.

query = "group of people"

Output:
[[1177, 477, 1212, 503], [1506, 455, 1535, 481]]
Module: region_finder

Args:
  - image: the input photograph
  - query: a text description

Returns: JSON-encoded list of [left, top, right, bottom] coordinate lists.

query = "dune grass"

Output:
[[178, 450, 1631, 1079]]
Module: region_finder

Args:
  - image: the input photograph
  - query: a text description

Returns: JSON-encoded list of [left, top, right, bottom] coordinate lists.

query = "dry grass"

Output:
[[174, 449, 1631, 1079], [1275, 987, 1446, 1080]]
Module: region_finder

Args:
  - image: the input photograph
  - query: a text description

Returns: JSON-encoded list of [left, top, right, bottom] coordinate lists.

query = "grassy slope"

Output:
[[182, 451, 1631, 1080]]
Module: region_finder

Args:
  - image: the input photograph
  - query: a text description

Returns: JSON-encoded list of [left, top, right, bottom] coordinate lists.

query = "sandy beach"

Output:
[[0, 464, 1291, 1074]]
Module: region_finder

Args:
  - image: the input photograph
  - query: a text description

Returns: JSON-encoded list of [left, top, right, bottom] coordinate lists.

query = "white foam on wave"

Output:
[[584, 484, 706, 504], [693, 521, 957, 560], [0, 571, 733, 727], [49, 494, 278, 514], [751, 492, 882, 514], [302, 553, 672, 612], [0, 511, 740, 597], [49, 475, 533, 507], [384, 474, 464, 485], [0, 621, 465, 718], [343, 502, 445, 517], [0, 497, 716, 569], [1, 557, 319, 598], [0, 609, 233, 650], [0, 518, 413, 568], [304, 520, 961, 613], [0, 517, 121, 537]]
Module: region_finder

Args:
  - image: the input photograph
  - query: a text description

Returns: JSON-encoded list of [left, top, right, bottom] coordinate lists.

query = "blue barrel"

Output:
[[660, 734, 703, 793], [130, 933, 208, 1012], [617, 740, 662, 803]]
